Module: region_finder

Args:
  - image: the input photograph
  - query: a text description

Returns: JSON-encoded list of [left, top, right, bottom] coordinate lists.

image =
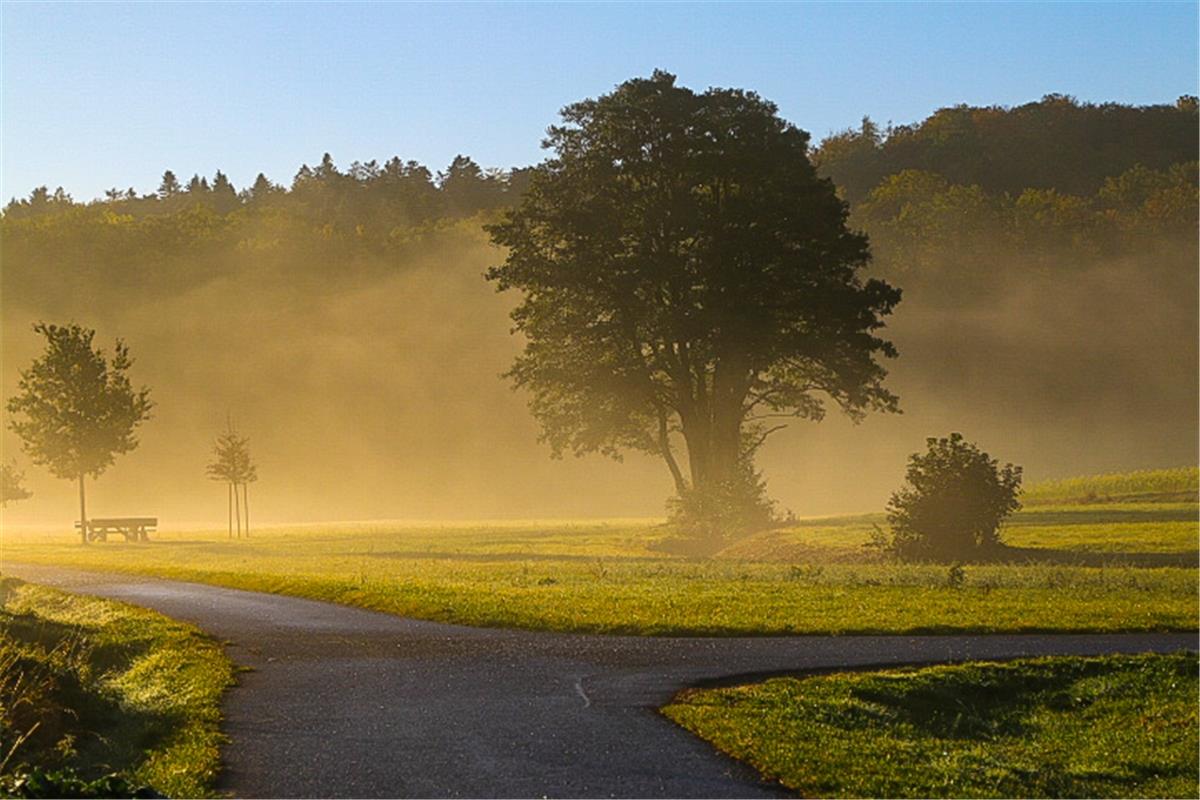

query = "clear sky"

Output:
[[2, 1, 1197, 202]]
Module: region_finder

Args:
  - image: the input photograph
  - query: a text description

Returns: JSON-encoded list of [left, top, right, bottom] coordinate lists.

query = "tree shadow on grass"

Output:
[[989, 546, 1198, 567], [1008, 507, 1199, 526], [843, 654, 1199, 797], [358, 550, 666, 564], [1, 588, 181, 784], [847, 661, 1087, 740]]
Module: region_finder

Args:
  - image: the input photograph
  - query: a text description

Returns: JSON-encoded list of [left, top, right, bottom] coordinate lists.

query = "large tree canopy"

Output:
[[487, 71, 901, 533]]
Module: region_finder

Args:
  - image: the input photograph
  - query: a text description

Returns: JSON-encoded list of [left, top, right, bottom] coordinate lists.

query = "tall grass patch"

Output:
[[0, 579, 235, 797]]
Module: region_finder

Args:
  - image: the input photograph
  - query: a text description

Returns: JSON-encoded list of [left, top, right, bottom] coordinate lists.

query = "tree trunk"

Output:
[[679, 388, 745, 499], [78, 474, 88, 545], [657, 409, 689, 498], [228, 482, 233, 539], [242, 483, 250, 538], [234, 481, 242, 538]]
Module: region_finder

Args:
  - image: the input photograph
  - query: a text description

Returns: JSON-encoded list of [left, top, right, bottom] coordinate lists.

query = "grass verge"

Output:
[[0, 578, 235, 798], [663, 652, 1200, 798]]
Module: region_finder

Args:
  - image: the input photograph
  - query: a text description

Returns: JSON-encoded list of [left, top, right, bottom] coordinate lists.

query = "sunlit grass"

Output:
[[1022, 467, 1199, 505], [663, 652, 1200, 798], [0, 579, 234, 797], [3, 504, 1196, 635], [726, 503, 1199, 559]]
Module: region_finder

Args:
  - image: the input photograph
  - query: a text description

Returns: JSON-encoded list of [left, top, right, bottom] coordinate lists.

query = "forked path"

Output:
[[5, 564, 1195, 798]]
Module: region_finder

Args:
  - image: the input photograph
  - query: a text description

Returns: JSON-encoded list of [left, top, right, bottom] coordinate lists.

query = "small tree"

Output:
[[234, 434, 257, 538], [1, 461, 32, 506], [6, 323, 153, 543], [883, 433, 1022, 560], [206, 421, 256, 538]]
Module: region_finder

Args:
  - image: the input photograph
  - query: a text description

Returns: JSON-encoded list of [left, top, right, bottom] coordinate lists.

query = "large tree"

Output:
[[486, 72, 901, 534], [6, 323, 153, 543]]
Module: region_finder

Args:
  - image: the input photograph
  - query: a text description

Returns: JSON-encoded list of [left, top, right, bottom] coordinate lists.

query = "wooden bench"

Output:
[[75, 517, 157, 542]]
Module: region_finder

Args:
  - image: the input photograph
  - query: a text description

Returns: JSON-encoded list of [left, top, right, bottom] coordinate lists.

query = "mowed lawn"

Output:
[[3, 494, 1196, 635], [663, 652, 1200, 798]]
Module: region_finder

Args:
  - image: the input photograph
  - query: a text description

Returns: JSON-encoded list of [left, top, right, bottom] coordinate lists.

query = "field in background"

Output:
[[1021, 467, 1198, 506], [2, 469, 1195, 635], [0, 579, 233, 797], [663, 652, 1200, 798]]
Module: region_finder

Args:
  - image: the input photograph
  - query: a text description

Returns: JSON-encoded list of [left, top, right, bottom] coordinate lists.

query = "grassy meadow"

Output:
[[0, 579, 234, 798], [663, 652, 1200, 798], [2, 470, 1196, 635]]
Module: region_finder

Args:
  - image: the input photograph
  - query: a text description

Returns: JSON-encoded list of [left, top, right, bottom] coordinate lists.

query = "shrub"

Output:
[[665, 460, 777, 550], [884, 433, 1022, 560]]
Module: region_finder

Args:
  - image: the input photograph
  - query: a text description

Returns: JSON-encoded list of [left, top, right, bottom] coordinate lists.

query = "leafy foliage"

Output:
[[883, 433, 1022, 560], [205, 425, 256, 486], [487, 71, 900, 538], [815, 94, 1199, 202], [6, 323, 152, 541], [6, 323, 153, 484], [1, 461, 32, 506], [851, 161, 1198, 305], [0, 767, 162, 799]]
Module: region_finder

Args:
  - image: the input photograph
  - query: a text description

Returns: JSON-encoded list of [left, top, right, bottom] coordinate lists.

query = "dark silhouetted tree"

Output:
[[187, 174, 210, 194], [882, 433, 1022, 560], [6, 323, 153, 543], [211, 171, 238, 214], [487, 71, 901, 540], [247, 172, 279, 201], [158, 170, 182, 198]]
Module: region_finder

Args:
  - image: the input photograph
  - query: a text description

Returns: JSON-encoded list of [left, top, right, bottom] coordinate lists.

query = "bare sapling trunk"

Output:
[[228, 482, 233, 539], [242, 483, 250, 537], [78, 474, 88, 545], [234, 481, 242, 538]]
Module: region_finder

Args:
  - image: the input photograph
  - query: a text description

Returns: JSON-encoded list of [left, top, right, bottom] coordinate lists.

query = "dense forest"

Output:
[[2, 94, 1196, 522]]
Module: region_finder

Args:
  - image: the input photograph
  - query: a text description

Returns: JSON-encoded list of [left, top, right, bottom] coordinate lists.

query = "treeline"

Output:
[[4, 152, 528, 226], [3, 95, 1197, 308], [2, 153, 524, 303], [851, 160, 1197, 303], [814, 94, 1198, 202]]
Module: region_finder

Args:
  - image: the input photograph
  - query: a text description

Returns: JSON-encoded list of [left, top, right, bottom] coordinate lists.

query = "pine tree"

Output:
[[158, 170, 182, 198]]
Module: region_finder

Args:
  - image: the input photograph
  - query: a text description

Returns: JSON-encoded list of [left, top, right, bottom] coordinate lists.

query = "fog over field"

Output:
[[3, 214, 1194, 527]]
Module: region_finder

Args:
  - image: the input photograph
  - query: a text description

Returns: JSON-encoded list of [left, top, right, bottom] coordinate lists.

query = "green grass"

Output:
[[3, 503, 1196, 635], [663, 652, 1200, 798], [0, 579, 235, 798], [1022, 467, 1199, 505], [726, 503, 1199, 559]]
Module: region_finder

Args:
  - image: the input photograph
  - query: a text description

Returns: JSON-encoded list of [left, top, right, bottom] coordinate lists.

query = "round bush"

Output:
[[885, 433, 1022, 560]]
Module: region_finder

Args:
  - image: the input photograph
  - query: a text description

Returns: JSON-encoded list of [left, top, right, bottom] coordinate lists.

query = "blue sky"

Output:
[[2, 2, 1197, 202]]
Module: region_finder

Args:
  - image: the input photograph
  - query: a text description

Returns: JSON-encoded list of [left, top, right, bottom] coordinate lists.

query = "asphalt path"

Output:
[[4, 563, 1196, 798]]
